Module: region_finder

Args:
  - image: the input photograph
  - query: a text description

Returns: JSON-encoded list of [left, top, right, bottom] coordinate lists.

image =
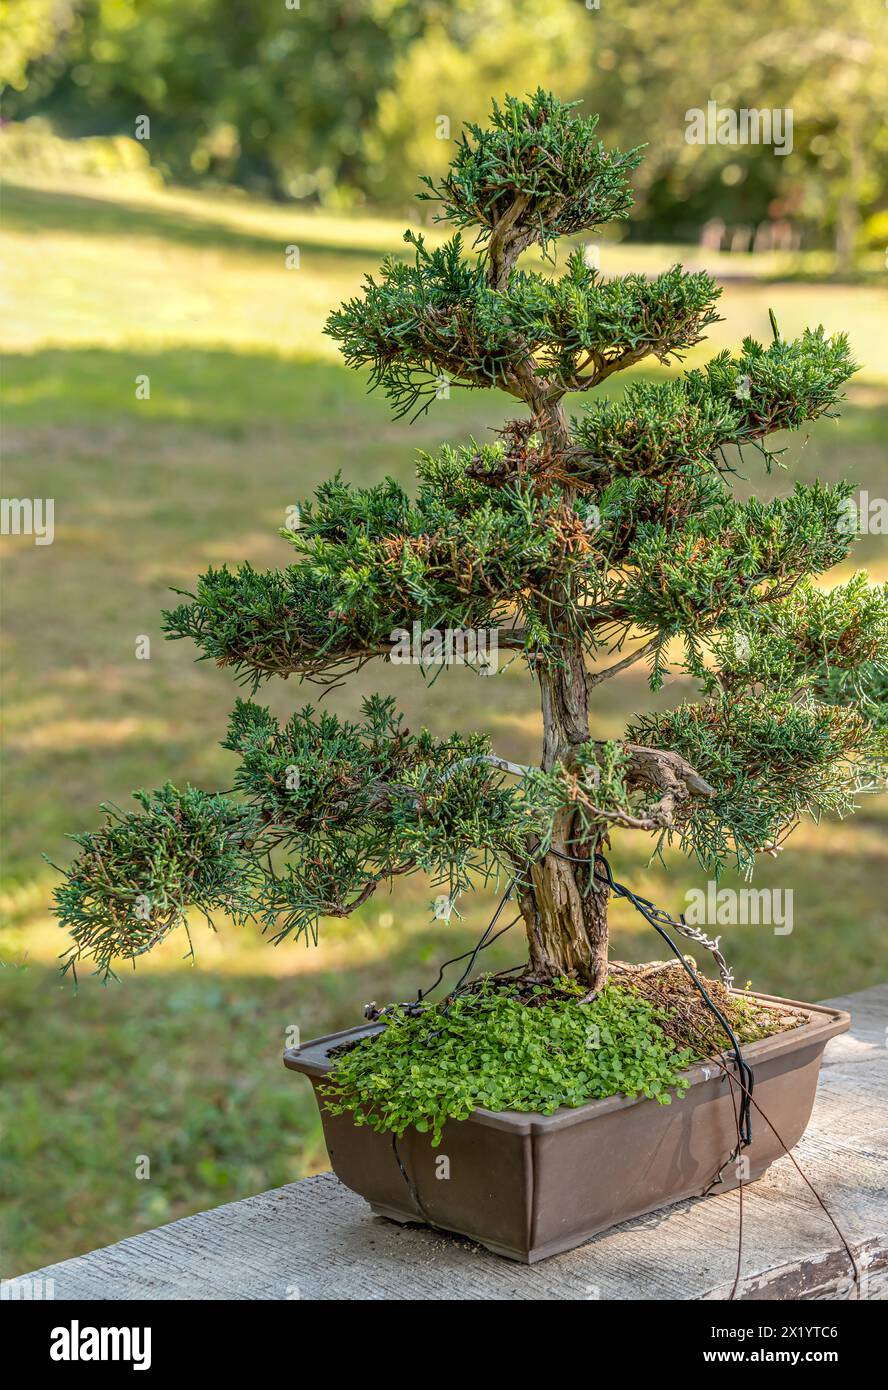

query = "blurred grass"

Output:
[[1, 173, 886, 1276]]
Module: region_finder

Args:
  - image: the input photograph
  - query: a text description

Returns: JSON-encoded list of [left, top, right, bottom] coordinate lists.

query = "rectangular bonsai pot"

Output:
[[283, 992, 849, 1263]]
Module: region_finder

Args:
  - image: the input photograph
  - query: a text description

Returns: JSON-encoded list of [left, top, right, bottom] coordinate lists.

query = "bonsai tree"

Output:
[[54, 91, 886, 993]]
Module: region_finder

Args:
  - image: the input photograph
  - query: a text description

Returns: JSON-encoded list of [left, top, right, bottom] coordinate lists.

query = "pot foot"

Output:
[[369, 1201, 421, 1227]]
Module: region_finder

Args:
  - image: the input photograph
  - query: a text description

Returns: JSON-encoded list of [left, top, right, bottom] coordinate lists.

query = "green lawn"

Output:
[[1, 170, 886, 1276]]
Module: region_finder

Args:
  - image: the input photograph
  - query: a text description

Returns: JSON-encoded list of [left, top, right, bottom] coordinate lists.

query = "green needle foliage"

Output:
[[52, 90, 887, 981], [570, 326, 855, 485], [50, 786, 261, 979], [325, 237, 722, 419], [221, 694, 536, 943], [418, 91, 643, 256], [163, 468, 603, 682], [628, 695, 880, 873], [705, 576, 888, 700], [612, 481, 858, 651]]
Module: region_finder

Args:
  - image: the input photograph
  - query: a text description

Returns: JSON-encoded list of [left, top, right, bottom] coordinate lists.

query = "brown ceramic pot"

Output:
[[284, 992, 849, 1263]]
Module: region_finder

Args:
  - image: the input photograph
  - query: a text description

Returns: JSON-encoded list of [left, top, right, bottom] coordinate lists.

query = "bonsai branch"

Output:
[[320, 859, 418, 918], [439, 753, 534, 783], [587, 635, 663, 688], [439, 743, 715, 835], [487, 192, 532, 291], [565, 742, 716, 832]]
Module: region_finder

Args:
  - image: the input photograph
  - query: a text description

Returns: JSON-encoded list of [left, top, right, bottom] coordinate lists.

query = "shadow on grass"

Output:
[[6, 345, 885, 496]]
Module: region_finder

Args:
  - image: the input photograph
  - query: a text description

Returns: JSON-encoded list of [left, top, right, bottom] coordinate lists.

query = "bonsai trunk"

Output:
[[509, 391, 611, 990], [519, 639, 611, 991]]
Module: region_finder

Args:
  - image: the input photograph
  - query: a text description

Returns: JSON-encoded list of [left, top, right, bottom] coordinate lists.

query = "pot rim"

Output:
[[283, 989, 850, 1136]]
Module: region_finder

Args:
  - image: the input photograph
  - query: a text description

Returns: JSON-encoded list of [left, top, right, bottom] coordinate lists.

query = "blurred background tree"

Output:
[[3, 0, 885, 254], [0, 0, 74, 90]]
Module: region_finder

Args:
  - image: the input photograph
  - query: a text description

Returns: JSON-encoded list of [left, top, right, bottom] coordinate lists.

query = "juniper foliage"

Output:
[[418, 91, 643, 257], [52, 786, 261, 978], [53, 91, 887, 978]]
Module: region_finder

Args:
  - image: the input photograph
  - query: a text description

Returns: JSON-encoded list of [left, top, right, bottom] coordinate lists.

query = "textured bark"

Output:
[[519, 645, 612, 990], [520, 821, 610, 991]]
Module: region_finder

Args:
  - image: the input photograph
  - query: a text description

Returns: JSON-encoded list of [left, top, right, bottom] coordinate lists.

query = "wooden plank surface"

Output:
[[11, 985, 887, 1301]]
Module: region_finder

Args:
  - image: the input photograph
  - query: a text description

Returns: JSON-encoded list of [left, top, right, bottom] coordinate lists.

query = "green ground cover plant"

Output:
[[322, 976, 780, 1144]]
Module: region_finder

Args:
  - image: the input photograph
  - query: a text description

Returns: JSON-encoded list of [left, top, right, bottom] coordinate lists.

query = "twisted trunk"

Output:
[[487, 201, 712, 991], [519, 647, 610, 991]]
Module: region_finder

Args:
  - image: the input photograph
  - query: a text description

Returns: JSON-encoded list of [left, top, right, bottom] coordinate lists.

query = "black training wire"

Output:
[[416, 917, 520, 1003], [391, 1133, 435, 1226], [447, 883, 520, 997], [420, 899, 523, 1043], [547, 847, 754, 1145]]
